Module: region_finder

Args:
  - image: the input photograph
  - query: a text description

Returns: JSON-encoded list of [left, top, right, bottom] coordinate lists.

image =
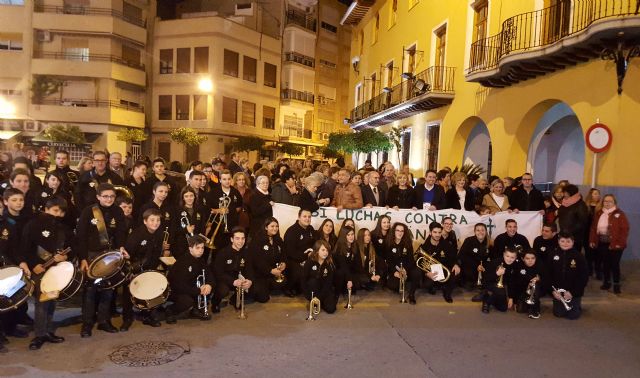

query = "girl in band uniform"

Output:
[[302, 240, 337, 314], [315, 219, 337, 251], [333, 226, 356, 296], [371, 215, 391, 260], [384, 223, 422, 304], [354, 228, 383, 290], [249, 217, 286, 303], [458, 223, 490, 291], [172, 187, 207, 258]]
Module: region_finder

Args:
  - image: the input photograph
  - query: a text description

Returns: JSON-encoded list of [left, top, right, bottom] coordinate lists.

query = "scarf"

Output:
[[597, 206, 616, 235], [561, 192, 581, 207]]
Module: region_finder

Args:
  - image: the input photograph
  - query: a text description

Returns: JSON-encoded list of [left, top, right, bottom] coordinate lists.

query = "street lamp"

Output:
[[0, 96, 17, 118], [198, 78, 213, 93]]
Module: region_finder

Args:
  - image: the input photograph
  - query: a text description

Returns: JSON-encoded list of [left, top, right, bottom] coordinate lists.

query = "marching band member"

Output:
[[75, 151, 123, 210], [248, 217, 285, 303], [120, 208, 165, 331], [458, 223, 490, 292], [8, 168, 38, 219], [315, 219, 337, 251], [339, 218, 356, 233], [206, 170, 243, 250], [212, 227, 253, 313], [371, 215, 391, 260], [302, 240, 337, 314], [124, 160, 151, 219], [491, 219, 531, 259], [533, 223, 558, 270], [20, 197, 72, 349], [419, 222, 460, 303], [441, 217, 458, 248], [147, 158, 178, 203], [138, 181, 173, 233], [513, 250, 544, 319], [117, 196, 134, 235], [185, 170, 208, 209], [166, 235, 213, 323], [384, 222, 422, 304], [333, 226, 356, 296], [172, 187, 206, 258], [547, 232, 588, 320], [50, 150, 79, 193], [77, 183, 128, 337], [283, 209, 315, 296], [37, 171, 76, 228], [354, 228, 382, 290], [481, 248, 518, 313]]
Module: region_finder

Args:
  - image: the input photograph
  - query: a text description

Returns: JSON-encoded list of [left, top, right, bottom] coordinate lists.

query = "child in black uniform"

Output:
[[302, 240, 337, 314]]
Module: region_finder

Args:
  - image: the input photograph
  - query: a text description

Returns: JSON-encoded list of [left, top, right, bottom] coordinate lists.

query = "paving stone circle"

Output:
[[109, 341, 187, 367]]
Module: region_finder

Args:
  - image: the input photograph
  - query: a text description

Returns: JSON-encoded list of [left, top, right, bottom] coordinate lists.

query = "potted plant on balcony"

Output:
[[31, 75, 63, 105]]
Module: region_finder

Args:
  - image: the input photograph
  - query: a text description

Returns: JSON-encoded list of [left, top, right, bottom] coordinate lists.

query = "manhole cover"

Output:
[[110, 341, 188, 367]]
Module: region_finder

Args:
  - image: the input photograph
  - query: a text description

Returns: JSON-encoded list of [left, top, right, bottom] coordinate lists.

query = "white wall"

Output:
[[463, 121, 490, 176]]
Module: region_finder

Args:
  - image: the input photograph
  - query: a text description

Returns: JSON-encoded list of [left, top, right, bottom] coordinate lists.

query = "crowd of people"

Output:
[[0, 149, 630, 354]]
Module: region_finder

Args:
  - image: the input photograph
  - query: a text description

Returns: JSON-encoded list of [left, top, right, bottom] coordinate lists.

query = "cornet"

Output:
[[396, 263, 407, 303], [345, 287, 353, 309], [477, 262, 483, 287], [416, 251, 451, 282], [274, 262, 286, 284], [307, 292, 321, 320], [525, 281, 537, 305], [236, 273, 247, 319], [496, 263, 505, 289], [552, 286, 573, 311], [196, 269, 209, 317], [180, 211, 193, 237], [368, 252, 376, 276]]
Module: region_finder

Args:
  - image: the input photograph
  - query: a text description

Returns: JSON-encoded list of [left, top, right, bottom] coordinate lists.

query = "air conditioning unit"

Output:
[[318, 96, 327, 105], [235, 3, 255, 16], [308, 146, 316, 155], [321, 133, 329, 141], [24, 121, 40, 132], [37, 30, 52, 42]]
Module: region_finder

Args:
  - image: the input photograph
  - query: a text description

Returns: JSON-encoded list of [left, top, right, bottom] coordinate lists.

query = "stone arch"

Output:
[[452, 116, 492, 176]]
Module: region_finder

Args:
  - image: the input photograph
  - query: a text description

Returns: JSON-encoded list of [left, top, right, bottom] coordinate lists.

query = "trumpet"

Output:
[[368, 252, 376, 276], [274, 262, 286, 284], [526, 281, 537, 305], [396, 263, 407, 303], [552, 286, 573, 311], [307, 292, 321, 320], [163, 227, 170, 247], [345, 287, 353, 309], [496, 263, 505, 289], [477, 262, 483, 287], [180, 211, 193, 237], [196, 269, 209, 317], [236, 273, 247, 319], [416, 251, 451, 282], [204, 195, 232, 249]]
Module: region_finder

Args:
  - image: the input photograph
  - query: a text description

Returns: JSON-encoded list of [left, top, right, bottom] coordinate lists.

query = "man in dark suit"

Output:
[[412, 169, 446, 210], [227, 152, 243, 176], [362, 171, 387, 207]]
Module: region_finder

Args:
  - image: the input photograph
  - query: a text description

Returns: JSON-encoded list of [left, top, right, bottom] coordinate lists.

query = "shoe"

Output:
[[200, 313, 212, 321], [409, 295, 416, 305], [471, 292, 484, 302], [427, 287, 436, 295], [120, 319, 133, 332], [528, 312, 540, 319], [97, 322, 118, 333], [614, 284, 621, 294], [600, 282, 611, 290], [8, 328, 29, 338], [142, 317, 161, 327], [212, 305, 221, 314], [482, 301, 490, 314], [443, 294, 453, 303], [29, 337, 46, 350], [80, 324, 92, 338], [45, 333, 65, 343]]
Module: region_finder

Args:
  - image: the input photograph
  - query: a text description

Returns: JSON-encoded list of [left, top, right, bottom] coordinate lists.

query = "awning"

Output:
[[0, 130, 22, 140], [340, 0, 375, 26], [28, 132, 101, 148]]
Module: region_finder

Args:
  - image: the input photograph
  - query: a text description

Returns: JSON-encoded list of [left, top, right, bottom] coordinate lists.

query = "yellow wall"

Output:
[[347, 0, 640, 187]]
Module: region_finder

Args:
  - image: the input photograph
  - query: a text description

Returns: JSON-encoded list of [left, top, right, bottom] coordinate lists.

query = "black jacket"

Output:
[[361, 184, 387, 207], [124, 176, 152, 219], [302, 259, 335, 299], [512, 260, 545, 299], [20, 213, 73, 270], [213, 245, 254, 287], [125, 225, 163, 272], [557, 200, 589, 244], [546, 247, 588, 297], [419, 237, 458, 269], [509, 186, 545, 212], [283, 222, 315, 264], [298, 188, 320, 213], [484, 258, 517, 298], [247, 232, 284, 280], [171, 206, 207, 257], [491, 232, 531, 260], [386, 186, 414, 209], [76, 204, 127, 260], [75, 168, 124, 210], [206, 185, 243, 230], [248, 189, 272, 234], [168, 253, 213, 297], [445, 187, 476, 211], [412, 184, 446, 210]]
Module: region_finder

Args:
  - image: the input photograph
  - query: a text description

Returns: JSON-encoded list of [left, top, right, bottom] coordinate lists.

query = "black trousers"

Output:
[[386, 267, 422, 296], [484, 288, 508, 312], [0, 302, 28, 334], [553, 296, 582, 319], [167, 292, 198, 316], [303, 281, 337, 314], [285, 260, 305, 293], [584, 243, 602, 276], [516, 287, 541, 314], [424, 273, 457, 298], [599, 243, 623, 284], [121, 282, 159, 321], [251, 276, 285, 303], [82, 284, 114, 325]]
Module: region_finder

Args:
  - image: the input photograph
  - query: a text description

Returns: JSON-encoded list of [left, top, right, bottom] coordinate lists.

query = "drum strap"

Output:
[[91, 205, 111, 249]]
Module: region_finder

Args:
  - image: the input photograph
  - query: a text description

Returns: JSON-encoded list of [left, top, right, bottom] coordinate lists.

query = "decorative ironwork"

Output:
[[109, 341, 188, 367], [600, 33, 640, 94]]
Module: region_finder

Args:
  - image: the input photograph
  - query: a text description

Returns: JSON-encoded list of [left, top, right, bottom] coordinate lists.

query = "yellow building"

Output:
[[343, 0, 640, 257], [0, 0, 148, 158]]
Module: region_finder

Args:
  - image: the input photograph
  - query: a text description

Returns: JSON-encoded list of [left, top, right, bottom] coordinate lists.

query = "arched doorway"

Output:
[[463, 120, 492, 177], [527, 102, 584, 184]]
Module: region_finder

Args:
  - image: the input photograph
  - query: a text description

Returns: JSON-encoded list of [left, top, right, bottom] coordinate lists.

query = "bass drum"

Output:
[[88, 251, 131, 290], [129, 271, 170, 310], [0, 266, 34, 312], [40, 262, 84, 301]]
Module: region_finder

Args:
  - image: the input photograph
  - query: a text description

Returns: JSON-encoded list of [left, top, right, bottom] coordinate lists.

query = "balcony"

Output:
[[31, 52, 146, 86], [279, 127, 326, 146], [34, 3, 146, 28], [467, 0, 640, 87], [349, 66, 456, 130], [340, 0, 375, 26], [30, 98, 144, 127], [283, 51, 315, 68], [281, 89, 315, 105], [286, 8, 317, 32]]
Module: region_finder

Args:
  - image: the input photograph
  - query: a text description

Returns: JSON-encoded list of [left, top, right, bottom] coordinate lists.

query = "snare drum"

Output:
[[40, 262, 84, 301], [129, 271, 170, 310], [88, 251, 131, 290], [0, 266, 34, 312]]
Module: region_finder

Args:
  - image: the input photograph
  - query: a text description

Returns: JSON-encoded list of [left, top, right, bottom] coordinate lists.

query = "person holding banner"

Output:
[[419, 222, 460, 303], [412, 170, 446, 211], [332, 169, 363, 210], [482, 179, 511, 214], [283, 209, 316, 296], [386, 173, 414, 209], [384, 223, 422, 304], [445, 172, 475, 211]]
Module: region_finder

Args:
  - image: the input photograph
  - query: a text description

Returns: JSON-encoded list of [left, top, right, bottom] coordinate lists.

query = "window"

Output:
[[159, 95, 172, 120], [222, 97, 237, 123], [406, 45, 416, 75], [321, 21, 337, 33], [159, 49, 173, 74], [241, 101, 256, 126], [223, 49, 239, 77], [389, 0, 398, 27], [264, 62, 277, 87], [319, 59, 336, 69], [122, 2, 142, 22], [385, 61, 394, 87], [0, 0, 25, 4], [194, 47, 209, 73], [263, 106, 275, 129], [283, 114, 303, 134], [427, 124, 440, 171], [61, 38, 88, 60], [473, 1, 488, 43], [372, 12, 379, 44], [176, 48, 190, 73], [401, 129, 411, 166], [122, 45, 140, 66], [243, 56, 257, 82], [369, 73, 377, 99], [434, 25, 447, 89], [157, 141, 171, 161], [193, 95, 207, 120], [176, 95, 189, 120], [0, 33, 22, 51]]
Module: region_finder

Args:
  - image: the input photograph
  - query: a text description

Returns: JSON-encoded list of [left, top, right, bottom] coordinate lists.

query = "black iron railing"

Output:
[[37, 98, 144, 113], [33, 51, 145, 70], [284, 51, 315, 68], [280, 127, 313, 139], [33, 3, 147, 28], [350, 66, 455, 122], [286, 8, 317, 32], [468, 0, 640, 74], [281, 89, 315, 104]]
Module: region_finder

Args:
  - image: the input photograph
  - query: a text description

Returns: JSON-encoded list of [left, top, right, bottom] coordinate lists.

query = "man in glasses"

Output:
[[76, 151, 124, 210]]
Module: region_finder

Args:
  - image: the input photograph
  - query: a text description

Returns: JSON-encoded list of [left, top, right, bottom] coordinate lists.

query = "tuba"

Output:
[[306, 292, 321, 321], [113, 185, 134, 201], [416, 251, 451, 282]]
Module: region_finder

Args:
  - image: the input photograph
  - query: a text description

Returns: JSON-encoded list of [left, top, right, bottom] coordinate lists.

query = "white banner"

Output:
[[273, 204, 543, 249]]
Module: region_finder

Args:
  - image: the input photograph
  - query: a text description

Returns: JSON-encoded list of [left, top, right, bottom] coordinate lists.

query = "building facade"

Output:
[[342, 0, 640, 257], [0, 0, 148, 158]]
